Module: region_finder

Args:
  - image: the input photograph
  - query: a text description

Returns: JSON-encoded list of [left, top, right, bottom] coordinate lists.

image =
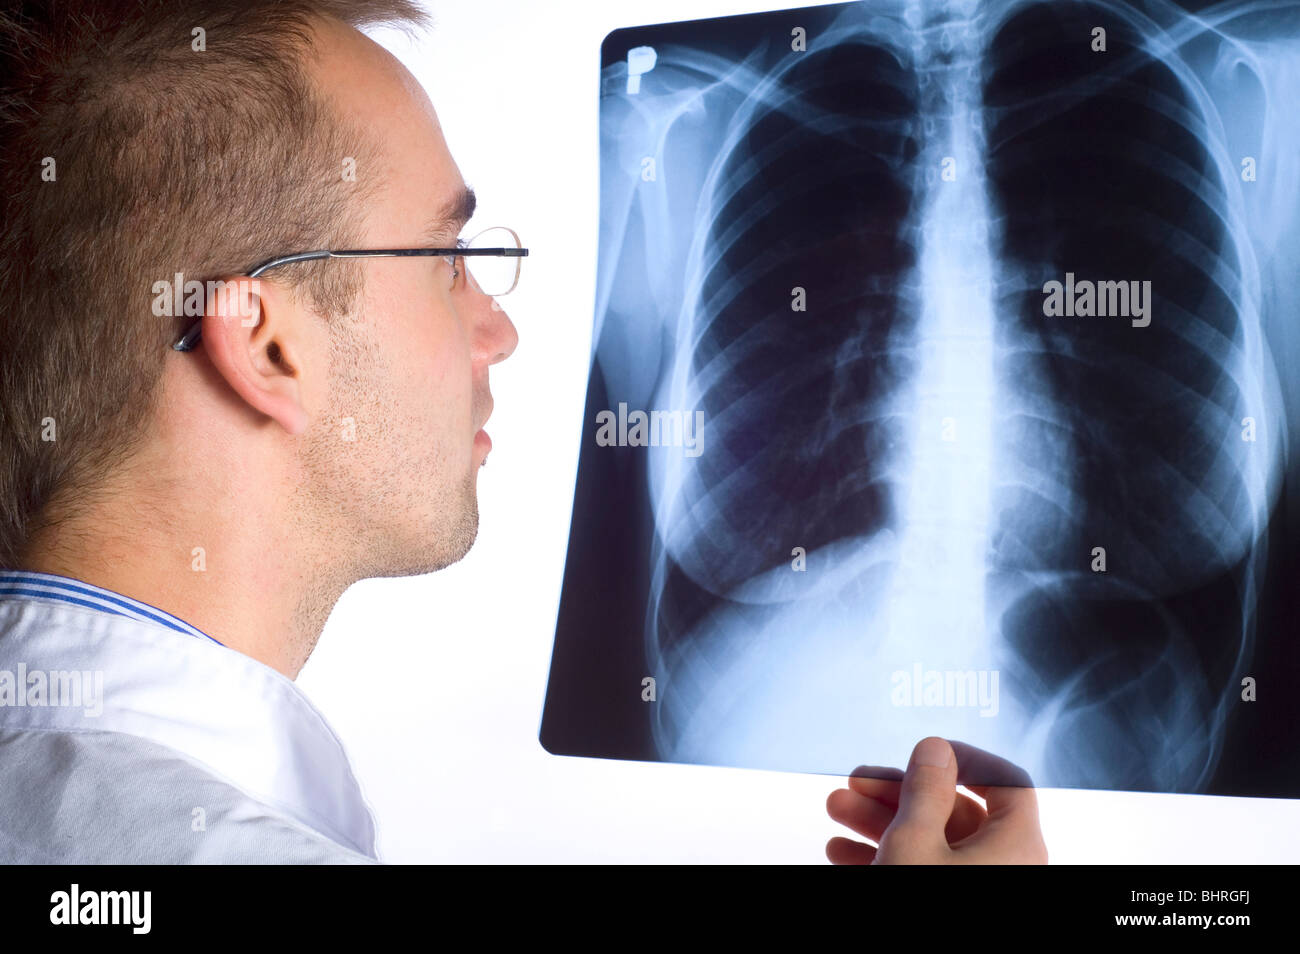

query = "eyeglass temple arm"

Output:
[[171, 251, 332, 352], [172, 247, 528, 352]]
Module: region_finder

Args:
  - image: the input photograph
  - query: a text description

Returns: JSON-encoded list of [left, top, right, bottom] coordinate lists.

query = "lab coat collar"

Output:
[[0, 572, 377, 858]]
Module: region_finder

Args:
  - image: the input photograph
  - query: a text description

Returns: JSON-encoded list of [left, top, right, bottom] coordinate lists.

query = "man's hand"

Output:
[[825, 737, 1048, 864]]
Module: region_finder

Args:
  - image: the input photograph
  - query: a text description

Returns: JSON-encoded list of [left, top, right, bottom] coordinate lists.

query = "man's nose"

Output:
[[480, 296, 519, 365]]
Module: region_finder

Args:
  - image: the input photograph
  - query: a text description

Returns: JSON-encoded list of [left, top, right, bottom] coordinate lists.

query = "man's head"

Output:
[[0, 2, 518, 589]]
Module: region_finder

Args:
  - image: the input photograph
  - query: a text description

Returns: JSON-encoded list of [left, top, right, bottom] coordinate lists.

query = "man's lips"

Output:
[[475, 396, 494, 434], [474, 397, 493, 454]]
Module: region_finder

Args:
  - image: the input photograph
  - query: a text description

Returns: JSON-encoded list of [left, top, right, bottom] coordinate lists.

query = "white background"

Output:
[[298, 0, 1300, 863]]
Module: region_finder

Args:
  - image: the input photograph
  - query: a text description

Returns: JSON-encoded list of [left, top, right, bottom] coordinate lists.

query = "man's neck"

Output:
[[19, 495, 343, 679]]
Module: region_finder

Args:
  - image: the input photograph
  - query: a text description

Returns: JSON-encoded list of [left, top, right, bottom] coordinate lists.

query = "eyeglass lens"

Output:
[[463, 226, 522, 296]]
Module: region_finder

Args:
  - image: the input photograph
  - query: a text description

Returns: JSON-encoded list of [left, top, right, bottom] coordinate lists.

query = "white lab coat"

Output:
[[0, 570, 378, 863]]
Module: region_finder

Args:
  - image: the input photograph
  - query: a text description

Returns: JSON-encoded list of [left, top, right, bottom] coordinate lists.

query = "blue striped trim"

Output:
[[0, 570, 223, 646]]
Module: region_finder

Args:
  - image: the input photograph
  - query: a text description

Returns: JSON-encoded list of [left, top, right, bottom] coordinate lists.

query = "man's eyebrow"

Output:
[[423, 185, 477, 245]]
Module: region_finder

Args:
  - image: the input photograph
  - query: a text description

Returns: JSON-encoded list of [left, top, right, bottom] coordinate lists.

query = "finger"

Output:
[[964, 782, 1040, 822], [951, 815, 1050, 864], [943, 791, 989, 844], [846, 775, 901, 806], [836, 783, 986, 845], [952, 786, 1048, 863], [948, 740, 1035, 790], [827, 787, 897, 842], [848, 764, 905, 785], [826, 836, 877, 865], [890, 737, 959, 848]]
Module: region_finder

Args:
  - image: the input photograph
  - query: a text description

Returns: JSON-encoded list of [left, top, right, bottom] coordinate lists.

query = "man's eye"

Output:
[[450, 238, 469, 284]]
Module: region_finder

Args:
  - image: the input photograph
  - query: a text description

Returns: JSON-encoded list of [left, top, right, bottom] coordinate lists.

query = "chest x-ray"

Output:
[[540, 0, 1300, 796]]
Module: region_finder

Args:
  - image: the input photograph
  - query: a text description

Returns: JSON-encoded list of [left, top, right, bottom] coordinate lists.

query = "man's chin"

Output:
[[365, 485, 480, 579], [419, 502, 479, 574], [372, 531, 477, 579]]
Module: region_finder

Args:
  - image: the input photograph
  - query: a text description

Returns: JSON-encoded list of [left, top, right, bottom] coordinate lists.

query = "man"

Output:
[[0, 0, 1044, 863]]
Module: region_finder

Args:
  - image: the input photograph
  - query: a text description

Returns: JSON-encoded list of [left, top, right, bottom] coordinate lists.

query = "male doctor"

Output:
[[0, 0, 1045, 864]]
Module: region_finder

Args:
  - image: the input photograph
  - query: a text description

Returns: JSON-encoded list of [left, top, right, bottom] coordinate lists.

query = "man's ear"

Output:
[[199, 276, 311, 436]]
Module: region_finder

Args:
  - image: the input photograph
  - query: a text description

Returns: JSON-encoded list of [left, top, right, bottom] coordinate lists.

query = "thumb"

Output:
[[891, 737, 959, 846]]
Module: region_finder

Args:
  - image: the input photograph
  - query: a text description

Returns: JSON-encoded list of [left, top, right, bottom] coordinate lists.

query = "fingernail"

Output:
[[914, 737, 951, 768]]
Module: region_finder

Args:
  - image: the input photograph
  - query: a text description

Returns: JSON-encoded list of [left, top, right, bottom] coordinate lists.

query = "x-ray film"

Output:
[[540, 0, 1300, 796]]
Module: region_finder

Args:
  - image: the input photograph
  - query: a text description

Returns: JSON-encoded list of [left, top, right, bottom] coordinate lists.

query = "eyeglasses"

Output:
[[171, 225, 527, 352]]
